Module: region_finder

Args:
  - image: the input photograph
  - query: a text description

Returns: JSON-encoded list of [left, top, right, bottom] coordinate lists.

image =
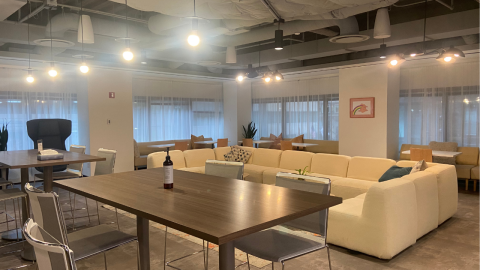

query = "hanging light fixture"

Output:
[[226, 46, 236, 64], [436, 49, 456, 63], [47, 9, 57, 77], [262, 73, 272, 83], [187, 0, 200, 47], [444, 45, 465, 58], [78, 0, 89, 73], [122, 0, 134, 60], [373, 8, 391, 39], [379, 42, 387, 59], [25, 1, 34, 83], [274, 20, 284, 50], [236, 73, 244, 82], [273, 71, 283, 81]]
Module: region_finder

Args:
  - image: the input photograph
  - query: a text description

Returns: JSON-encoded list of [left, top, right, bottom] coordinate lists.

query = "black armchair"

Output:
[[26, 119, 72, 172]]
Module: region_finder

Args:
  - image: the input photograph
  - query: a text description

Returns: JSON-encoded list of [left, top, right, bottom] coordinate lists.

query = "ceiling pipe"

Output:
[[18, 2, 45, 23], [259, 0, 282, 21]]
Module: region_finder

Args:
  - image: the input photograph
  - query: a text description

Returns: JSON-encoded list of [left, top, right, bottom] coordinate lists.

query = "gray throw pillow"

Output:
[[410, 160, 427, 174], [429, 141, 458, 165]]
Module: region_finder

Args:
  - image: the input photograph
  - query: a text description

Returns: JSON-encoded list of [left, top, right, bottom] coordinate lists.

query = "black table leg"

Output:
[[219, 241, 235, 270], [137, 216, 150, 270]]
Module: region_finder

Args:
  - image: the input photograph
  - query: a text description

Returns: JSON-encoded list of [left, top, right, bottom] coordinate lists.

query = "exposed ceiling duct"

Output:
[[0, 0, 26, 21], [329, 16, 369, 43]]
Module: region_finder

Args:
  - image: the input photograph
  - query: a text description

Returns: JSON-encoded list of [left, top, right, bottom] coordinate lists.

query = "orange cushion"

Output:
[[291, 134, 304, 143], [269, 133, 282, 150]]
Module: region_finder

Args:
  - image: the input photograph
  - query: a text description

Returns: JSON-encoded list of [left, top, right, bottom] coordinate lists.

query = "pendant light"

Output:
[[274, 20, 284, 50], [78, 0, 89, 73], [373, 8, 391, 39], [273, 71, 284, 81], [187, 0, 200, 47], [388, 54, 405, 67], [122, 0, 134, 60], [408, 0, 427, 57], [379, 41, 387, 59], [47, 9, 57, 77], [236, 73, 244, 82], [25, 0, 34, 83]]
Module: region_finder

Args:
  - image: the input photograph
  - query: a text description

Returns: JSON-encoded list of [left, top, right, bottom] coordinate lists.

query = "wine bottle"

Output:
[[163, 149, 173, 189]]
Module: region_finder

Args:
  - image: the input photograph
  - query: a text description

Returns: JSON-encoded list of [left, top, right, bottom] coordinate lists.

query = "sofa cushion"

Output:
[[424, 164, 458, 224], [379, 166, 412, 182], [178, 166, 205, 174], [310, 154, 350, 177], [472, 166, 479, 180], [455, 164, 474, 179], [401, 171, 439, 238], [183, 149, 215, 168], [347, 157, 396, 182], [278, 151, 314, 171], [243, 164, 270, 183], [290, 134, 304, 143], [262, 168, 298, 185], [456, 147, 479, 165], [251, 148, 282, 168], [429, 141, 457, 165], [147, 150, 185, 169], [329, 178, 376, 200], [214, 147, 231, 161]]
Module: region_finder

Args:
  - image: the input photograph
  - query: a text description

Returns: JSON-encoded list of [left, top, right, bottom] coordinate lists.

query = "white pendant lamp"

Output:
[[25, 1, 34, 83], [77, 15, 94, 44], [122, 0, 134, 60], [374, 8, 391, 39], [226, 46, 236, 63], [187, 0, 200, 47]]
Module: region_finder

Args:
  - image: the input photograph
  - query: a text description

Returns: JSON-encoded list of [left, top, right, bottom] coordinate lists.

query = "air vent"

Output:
[[34, 39, 75, 48], [197, 61, 221, 66], [329, 35, 370, 44]]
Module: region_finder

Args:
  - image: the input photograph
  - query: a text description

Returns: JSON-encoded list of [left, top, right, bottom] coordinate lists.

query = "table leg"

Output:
[[137, 216, 150, 270], [219, 241, 235, 270], [43, 166, 54, 192], [255, 143, 258, 148], [20, 168, 35, 261]]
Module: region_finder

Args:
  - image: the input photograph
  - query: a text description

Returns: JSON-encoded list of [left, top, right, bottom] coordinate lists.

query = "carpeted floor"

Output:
[[0, 182, 477, 270]]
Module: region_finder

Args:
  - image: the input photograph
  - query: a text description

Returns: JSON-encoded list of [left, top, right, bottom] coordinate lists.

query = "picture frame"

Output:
[[350, 97, 375, 118]]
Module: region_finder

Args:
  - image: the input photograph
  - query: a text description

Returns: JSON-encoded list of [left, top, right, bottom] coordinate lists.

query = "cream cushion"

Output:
[[262, 168, 298, 185], [456, 165, 474, 179], [472, 166, 479, 180], [328, 179, 417, 259], [310, 154, 351, 177], [328, 177, 375, 200], [347, 157, 396, 181], [401, 172, 439, 238], [251, 148, 282, 168], [147, 150, 186, 169], [424, 164, 458, 224], [243, 164, 270, 183], [183, 149, 215, 168], [278, 151, 314, 170], [396, 160, 438, 168]]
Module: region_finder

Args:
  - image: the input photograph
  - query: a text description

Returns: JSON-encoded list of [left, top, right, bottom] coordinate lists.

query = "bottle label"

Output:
[[164, 165, 173, 184]]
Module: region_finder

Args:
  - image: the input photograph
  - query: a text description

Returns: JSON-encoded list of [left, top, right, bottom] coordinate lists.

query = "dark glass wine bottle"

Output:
[[163, 149, 173, 189]]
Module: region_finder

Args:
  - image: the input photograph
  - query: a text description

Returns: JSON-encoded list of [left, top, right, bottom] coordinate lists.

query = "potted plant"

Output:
[[0, 123, 8, 180], [295, 166, 310, 180], [242, 121, 257, 139]]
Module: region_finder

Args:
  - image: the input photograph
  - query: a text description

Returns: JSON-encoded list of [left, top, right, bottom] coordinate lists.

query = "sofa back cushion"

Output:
[[147, 150, 185, 169], [214, 147, 231, 161], [183, 149, 215, 167], [310, 153, 350, 177], [399, 144, 430, 160], [252, 148, 282, 168], [456, 147, 479, 165], [304, 140, 339, 154], [347, 157, 396, 181], [279, 150, 314, 170], [396, 160, 438, 168]]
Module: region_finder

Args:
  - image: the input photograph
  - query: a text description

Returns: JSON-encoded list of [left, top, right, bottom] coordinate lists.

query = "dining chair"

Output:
[[0, 188, 29, 243], [243, 138, 253, 147], [217, 138, 228, 148], [175, 141, 189, 151], [281, 141, 293, 151], [25, 183, 139, 269], [24, 218, 77, 270], [410, 148, 433, 162], [205, 160, 244, 180], [233, 172, 332, 270]]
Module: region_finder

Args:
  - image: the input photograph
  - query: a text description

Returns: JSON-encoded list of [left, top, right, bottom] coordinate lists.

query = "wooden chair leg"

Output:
[[465, 179, 469, 191]]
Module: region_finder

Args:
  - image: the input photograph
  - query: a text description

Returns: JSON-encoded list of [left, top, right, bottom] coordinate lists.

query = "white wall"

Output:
[[338, 64, 399, 159], [86, 68, 134, 174], [237, 81, 252, 141]]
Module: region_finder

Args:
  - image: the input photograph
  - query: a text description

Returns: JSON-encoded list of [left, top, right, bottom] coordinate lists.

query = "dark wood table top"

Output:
[[54, 168, 342, 245], [0, 149, 105, 169]]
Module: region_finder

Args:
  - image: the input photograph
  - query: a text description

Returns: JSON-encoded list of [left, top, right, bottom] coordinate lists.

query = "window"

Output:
[[133, 78, 224, 142], [252, 76, 339, 140], [399, 61, 479, 148]]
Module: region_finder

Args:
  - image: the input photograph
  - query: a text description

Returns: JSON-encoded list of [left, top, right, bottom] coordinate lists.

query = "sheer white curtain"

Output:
[[133, 78, 224, 142], [0, 69, 80, 151], [399, 59, 480, 147], [252, 75, 339, 140]]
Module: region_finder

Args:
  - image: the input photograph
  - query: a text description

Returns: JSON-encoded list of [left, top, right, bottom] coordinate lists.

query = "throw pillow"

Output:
[[410, 159, 427, 174], [429, 141, 458, 165], [269, 133, 282, 150], [224, 146, 252, 163], [379, 165, 413, 182], [290, 134, 304, 143], [191, 135, 204, 149]]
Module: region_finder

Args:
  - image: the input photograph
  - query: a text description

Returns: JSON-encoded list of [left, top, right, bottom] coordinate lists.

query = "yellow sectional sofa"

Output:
[[147, 147, 458, 259]]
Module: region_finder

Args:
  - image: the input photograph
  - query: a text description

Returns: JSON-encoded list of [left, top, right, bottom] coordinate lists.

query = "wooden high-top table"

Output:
[[0, 149, 105, 260], [54, 169, 342, 270]]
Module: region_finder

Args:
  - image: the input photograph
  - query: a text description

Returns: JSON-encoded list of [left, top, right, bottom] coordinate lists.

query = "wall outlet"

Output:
[[107, 119, 111, 125]]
